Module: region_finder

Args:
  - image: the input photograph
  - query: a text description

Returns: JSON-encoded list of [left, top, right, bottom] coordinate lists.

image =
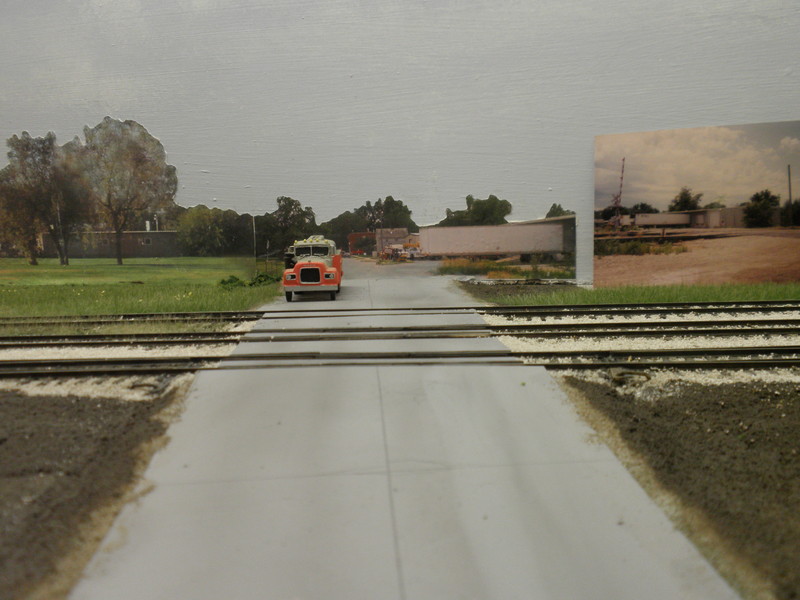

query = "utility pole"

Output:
[[789, 165, 794, 226], [611, 157, 625, 229], [252, 214, 257, 265]]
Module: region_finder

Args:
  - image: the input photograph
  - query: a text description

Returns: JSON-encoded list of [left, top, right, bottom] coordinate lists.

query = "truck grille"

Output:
[[300, 267, 321, 283]]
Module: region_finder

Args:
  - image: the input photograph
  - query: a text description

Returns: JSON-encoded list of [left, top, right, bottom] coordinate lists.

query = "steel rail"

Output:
[[0, 332, 242, 348], [1, 318, 797, 347], [1, 299, 797, 326], [2, 345, 799, 377], [243, 323, 800, 343]]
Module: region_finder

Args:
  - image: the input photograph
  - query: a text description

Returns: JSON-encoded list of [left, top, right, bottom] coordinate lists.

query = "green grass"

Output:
[[0, 257, 281, 330], [0, 256, 258, 286], [463, 282, 800, 306]]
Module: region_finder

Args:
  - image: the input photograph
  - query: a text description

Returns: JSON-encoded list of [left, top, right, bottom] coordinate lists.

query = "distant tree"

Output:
[[703, 201, 726, 209], [545, 203, 575, 218], [629, 202, 659, 215], [354, 199, 384, 230], [781, 199, 800, 227], [598, 204, 630, 221], [438, 194, 512, 226], [0, 164, 43, 264], [668, 187, 703, 212], [744, 189, 780, 228], [320, 210, 369, 249], [82, 117, 178, 264], [0, 131, 94, 265], [177, 205, 225, 256], [269, 196, 317, 251], [176, 206, 253, 256], [380, 196, 418, 231]]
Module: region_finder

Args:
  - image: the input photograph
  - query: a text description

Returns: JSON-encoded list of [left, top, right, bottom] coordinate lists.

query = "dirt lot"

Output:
[[595, 229, 800, 287], [556, 370, 800, 600], [0, 375, 191, 600]]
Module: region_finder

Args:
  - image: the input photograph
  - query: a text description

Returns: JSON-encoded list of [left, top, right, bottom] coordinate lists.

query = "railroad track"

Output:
[[2, 299, 797, 326], [1, 300, 798, 376], [1, 346, 799, 377]]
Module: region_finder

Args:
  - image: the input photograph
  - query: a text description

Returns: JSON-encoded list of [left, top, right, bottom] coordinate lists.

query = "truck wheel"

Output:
[[329, 291, 336, 301], [285, 291, 293, 302]]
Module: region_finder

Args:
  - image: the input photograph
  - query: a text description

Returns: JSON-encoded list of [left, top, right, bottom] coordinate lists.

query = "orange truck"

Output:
[[282, 235, 343, 302]]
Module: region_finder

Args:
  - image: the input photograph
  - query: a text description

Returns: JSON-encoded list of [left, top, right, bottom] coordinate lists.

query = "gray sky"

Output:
[[595, 121, 800, 211], [1, 0, 568, 225], [1, 0, 798, 229]]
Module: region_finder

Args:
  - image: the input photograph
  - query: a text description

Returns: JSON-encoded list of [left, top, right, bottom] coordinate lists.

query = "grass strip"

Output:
[[462, 281, 800, 306]]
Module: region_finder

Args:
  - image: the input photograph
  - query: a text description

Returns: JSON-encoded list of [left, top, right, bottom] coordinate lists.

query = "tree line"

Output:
[[0, 117, 177, 265], [2, 116, 578, 261], [178, 193, 546, 257], [596, 186, 799, 227]]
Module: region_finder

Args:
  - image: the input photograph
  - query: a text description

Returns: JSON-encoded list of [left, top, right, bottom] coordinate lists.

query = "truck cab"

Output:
[[282, 235, 343, 301]]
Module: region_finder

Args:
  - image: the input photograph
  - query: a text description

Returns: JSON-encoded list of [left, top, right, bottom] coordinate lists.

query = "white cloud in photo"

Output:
[[780, 136, 800, 153], [595, 123, 800, 210]]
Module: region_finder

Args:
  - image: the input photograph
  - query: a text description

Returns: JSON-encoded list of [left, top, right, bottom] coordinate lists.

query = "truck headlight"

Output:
[[285, 273, 297, 280], [324, 273, 335, 279]]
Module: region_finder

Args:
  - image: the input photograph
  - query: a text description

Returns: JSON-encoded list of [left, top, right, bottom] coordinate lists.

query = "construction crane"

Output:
[[610, 157, 625, 229]]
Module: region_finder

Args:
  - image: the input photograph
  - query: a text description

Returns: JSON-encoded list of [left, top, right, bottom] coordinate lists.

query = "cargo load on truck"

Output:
[[282, 235, 343, 302]]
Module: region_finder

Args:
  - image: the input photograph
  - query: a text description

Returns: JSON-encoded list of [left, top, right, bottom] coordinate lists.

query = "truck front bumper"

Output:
[[283, 284, 339, 293]]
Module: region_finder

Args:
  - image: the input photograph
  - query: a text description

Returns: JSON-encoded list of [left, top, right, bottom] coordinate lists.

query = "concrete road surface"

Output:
[[72, 259, 737, 600]]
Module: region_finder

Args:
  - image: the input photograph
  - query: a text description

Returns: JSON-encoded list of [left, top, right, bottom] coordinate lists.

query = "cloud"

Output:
[[780, 136, 800, 153], [595, 125, 789, 209]]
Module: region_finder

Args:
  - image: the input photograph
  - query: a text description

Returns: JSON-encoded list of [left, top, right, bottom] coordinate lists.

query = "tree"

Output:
[[545, 203, 575, 218], [0, 131, 93, 265], [379, 196, 418, 231], [781, 199, 800, 227], [82, 117, 178, 264], [0, 164, 42, 264], [320, 210, 369, 250], [354, 199, 383, 230], [598, 204, 630, 221], [668, 187, 703, 212], [630, 202, 659, 215], [703, 201, 726, 209], [176, 205, 225, 255], [744, 189, 780, 228], [266, 196, 317, 251], [438, 194, 512, 226]]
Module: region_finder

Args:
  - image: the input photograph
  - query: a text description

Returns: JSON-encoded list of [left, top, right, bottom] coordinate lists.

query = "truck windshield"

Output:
[[295, 246, 329, 257]]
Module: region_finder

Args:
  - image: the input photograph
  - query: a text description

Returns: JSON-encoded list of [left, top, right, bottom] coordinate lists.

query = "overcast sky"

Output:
[[1, 0, 577, 225], [2, 1, 798, 230], [595, 120, 800, 211]]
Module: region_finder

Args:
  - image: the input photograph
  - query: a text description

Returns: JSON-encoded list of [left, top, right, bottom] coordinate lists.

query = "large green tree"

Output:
[[176, 205, 225, 256], [668, 187, 703, 212], [82, 117, 178, 264], [378, 196, 418, 231], [438, 194, 512, 227], [259, 196, 317, 252], [177, 205, 258, 256], [744, 189, 780, 227], [0, 163, 42, 264], [0, 132, 93, 265]]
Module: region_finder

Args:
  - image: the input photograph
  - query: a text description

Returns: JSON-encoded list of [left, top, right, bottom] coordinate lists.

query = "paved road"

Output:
[[72, 259, 737, 599]]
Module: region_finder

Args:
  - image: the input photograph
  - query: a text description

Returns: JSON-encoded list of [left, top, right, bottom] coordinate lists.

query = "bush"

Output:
[[595, 239, 685, 257]]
